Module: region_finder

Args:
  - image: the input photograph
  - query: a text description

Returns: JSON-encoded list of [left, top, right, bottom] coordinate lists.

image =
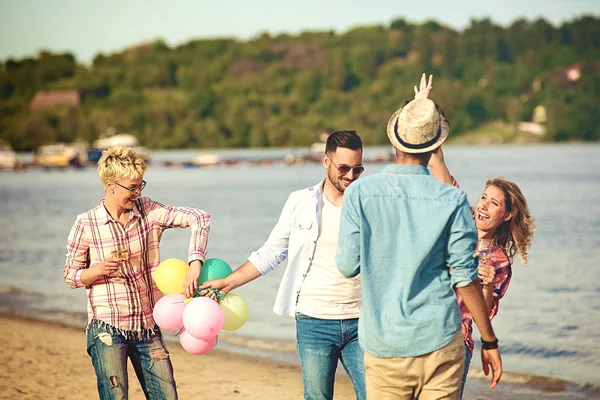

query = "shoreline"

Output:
[[1, 313, 597, 400], [7, 142, 597, 173]]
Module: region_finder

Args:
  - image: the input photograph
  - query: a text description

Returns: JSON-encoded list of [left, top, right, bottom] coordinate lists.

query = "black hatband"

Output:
[[394, 118, 442, 150]]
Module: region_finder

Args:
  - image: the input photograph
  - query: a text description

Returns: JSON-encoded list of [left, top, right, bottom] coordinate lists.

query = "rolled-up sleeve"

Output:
[[489, 252, 511, 318], [337, 185, 361, 278], [248, 194, 294, 275], [63, 216, 89, 289], [148, 200, 211, 264], [447, 197, 478, 288]]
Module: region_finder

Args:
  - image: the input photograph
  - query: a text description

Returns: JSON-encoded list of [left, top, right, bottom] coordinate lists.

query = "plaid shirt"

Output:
[[456, 245, 511, 352], [451, 176, 512, 352], [64, 197, 210, 334]]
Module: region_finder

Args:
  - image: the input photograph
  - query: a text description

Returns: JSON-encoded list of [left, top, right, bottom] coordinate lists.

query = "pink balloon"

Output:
[[182, 297, 224, 340], [179, 329, 217, 355], [153, 294, 186, 331]]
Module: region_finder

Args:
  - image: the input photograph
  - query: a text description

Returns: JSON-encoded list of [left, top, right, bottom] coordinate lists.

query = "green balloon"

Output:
[[198, 258, 233, 284]]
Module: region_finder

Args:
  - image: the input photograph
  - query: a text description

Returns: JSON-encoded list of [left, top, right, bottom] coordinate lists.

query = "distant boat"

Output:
[[0, 143, 17, 169], [192, 153, 220, 167], [35, 142, 88, 168], [89, 128, 151, 162], [309, 141, 326, 156], [308, 131, 329, 161]]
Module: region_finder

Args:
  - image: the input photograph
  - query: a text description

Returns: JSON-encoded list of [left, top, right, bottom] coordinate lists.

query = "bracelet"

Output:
[[481, 337, 499, 350]]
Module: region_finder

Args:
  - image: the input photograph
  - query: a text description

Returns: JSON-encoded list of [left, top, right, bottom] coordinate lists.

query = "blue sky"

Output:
[[1, 0, 598, 63]]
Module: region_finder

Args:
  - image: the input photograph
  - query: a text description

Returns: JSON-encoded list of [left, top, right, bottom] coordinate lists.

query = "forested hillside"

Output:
[[1, 16, 598, 151]]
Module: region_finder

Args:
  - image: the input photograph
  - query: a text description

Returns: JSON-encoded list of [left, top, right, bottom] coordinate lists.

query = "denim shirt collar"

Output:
[[381, 164, 430, 176]]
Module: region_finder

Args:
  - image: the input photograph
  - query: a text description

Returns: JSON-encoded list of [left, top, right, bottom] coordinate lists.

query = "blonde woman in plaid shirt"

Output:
[[63, 146, 210, 400]]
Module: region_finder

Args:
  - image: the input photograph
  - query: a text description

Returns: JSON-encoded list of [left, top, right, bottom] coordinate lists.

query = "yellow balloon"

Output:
[[184, 297, 193, 305], [220, 292, 248, 331], [153, 258, 189, 294]]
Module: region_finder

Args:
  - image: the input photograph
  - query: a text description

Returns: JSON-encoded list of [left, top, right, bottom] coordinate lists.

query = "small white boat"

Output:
[[192, 154, 220, 167], [0, 142, 17, 169], [308, 131, 329, 161], [90, 127, 151, 161]]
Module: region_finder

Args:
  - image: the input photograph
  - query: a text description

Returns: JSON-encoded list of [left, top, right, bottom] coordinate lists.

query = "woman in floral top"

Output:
[[429, 147, 535, 398]]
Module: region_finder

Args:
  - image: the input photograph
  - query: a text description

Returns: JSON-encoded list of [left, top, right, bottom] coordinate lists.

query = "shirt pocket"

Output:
[[297, 219, 313, 230]]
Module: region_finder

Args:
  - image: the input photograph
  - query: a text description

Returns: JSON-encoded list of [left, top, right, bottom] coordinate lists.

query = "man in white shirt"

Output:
[[201, 130, 365, 400]]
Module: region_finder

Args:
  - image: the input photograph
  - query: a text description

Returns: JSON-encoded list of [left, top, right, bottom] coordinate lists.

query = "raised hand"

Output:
[[414, 73, 433, 100]]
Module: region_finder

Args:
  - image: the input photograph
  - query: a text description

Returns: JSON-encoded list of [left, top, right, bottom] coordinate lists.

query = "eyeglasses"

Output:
[[114, 180, 146, 195], [328, 158, 364, 176]]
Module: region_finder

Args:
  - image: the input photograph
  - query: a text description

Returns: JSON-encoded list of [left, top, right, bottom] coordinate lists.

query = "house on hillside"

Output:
[[549, 61, 600, 88], [29, 90, 80, 110], [29, 87, 110, 110], [565, 64, 582, 83]]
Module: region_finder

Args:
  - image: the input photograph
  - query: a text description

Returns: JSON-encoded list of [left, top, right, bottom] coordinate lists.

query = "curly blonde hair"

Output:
[[486, 177, 535, 265], [97, 146, 147, 191]]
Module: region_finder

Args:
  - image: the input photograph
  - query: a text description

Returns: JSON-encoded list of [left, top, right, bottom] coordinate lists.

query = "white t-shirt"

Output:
[[296, 194, 361, 319]]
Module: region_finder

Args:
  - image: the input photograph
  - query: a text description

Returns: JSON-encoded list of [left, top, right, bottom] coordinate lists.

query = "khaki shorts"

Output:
[[364, 330, 465, 400]]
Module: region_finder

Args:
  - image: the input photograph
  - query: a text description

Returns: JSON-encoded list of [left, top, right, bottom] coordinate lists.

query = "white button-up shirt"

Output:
[[248, 180, 324, 316]]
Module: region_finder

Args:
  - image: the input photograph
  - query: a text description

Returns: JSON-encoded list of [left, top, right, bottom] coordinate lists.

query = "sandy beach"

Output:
[[1, 313, 594, 400], [0, 314, 355, 400]]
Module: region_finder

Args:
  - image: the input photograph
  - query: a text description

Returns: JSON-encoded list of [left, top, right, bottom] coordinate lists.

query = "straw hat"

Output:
[[387, 99, 449, 154]]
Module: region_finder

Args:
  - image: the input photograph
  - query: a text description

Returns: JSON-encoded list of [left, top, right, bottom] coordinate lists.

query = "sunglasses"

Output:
[[328, 158, 364, 176]]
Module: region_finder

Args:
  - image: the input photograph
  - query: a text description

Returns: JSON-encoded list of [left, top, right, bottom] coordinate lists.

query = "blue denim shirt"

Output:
[[248, 181, 324, 317], [336, 165, 478, 357]]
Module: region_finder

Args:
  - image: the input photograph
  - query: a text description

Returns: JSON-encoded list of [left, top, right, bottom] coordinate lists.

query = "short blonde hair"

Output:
[[98, 146, 147, 191]]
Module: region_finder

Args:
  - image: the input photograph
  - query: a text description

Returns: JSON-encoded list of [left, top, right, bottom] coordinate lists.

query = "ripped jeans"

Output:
[[86, 320, 178, 400]]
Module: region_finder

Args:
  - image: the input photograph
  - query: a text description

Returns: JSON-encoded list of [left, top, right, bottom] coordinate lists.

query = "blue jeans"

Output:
[[295, 313, 366, 400], [460, 344, 473, 399], [86, 320, 178, 400]]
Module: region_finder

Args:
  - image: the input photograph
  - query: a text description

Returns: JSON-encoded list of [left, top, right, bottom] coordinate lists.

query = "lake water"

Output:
[[1, 144, 599, 397]]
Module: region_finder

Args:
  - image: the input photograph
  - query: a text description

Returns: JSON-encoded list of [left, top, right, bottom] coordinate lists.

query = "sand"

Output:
[[1, 314, 588, 400], [0, 314, 355, 399]]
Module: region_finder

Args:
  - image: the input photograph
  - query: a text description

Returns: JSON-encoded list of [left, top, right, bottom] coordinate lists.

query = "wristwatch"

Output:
[[481, 337, 499, 350]]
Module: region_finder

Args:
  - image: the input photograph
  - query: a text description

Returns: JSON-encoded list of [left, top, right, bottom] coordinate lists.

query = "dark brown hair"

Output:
[[325, 130, 363, 154]]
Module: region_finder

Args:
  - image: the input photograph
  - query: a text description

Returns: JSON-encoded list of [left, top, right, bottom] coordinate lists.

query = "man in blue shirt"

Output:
[[336, 78, 502, 399], [201, 130, 367, 400]]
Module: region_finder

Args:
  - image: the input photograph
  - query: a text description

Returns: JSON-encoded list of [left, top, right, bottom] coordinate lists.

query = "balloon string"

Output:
[[192, 287, 225, 303]]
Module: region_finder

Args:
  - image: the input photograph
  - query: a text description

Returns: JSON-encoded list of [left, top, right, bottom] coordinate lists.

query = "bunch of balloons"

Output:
[[152, 258, 249, 355]]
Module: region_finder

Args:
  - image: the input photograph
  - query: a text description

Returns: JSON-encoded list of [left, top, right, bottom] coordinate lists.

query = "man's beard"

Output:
[[328, 169, 353, 194]]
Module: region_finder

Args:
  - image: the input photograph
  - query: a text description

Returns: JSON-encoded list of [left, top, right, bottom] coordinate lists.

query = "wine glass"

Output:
[[110, 248, 130, 278], [477, 238, 494, 284], [477, 238, 492, 261]]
